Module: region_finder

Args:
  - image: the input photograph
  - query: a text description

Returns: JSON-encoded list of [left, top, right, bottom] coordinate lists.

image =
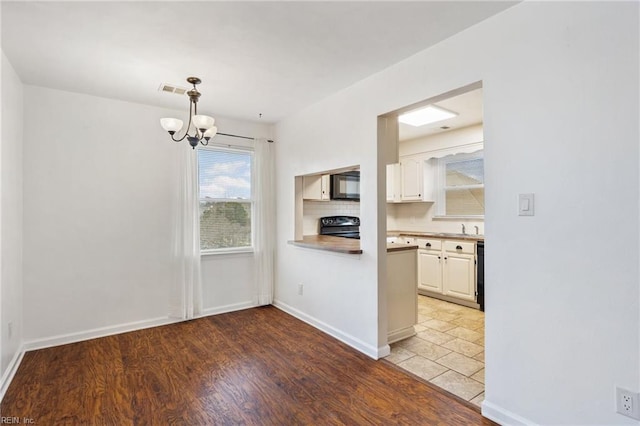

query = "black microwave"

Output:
[[330, 171, 360, 201]]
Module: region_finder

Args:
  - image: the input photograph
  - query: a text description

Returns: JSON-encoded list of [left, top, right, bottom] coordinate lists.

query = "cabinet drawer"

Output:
[[416, 238, 442, 250], [400, 237, 416, 245], [444, 240, 475, 254]]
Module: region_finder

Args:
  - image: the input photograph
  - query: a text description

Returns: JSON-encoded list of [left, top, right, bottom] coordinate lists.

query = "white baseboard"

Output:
[[388, 326, 416, 345], [273, 300, 387, 360], [200, 301, 257, 317], [482, 399, 536, 426], [23, 316, 181, 352], [0, 344, 25, 403], [24, 301, 259, 352]]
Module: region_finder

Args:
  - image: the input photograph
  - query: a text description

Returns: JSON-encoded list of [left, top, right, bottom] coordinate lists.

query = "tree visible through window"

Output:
[[198, 147, 253, 251]]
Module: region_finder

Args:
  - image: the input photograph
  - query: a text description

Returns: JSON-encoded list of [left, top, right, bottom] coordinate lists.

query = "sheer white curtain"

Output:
[[253, 139, 275, 305], [170, 147, 203, 319]]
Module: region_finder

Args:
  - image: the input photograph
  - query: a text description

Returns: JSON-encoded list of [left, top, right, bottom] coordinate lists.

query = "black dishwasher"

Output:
[[477, 241, 484, 311]]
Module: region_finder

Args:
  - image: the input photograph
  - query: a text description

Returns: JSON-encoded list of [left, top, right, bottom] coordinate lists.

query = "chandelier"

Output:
[[160, 77, 218, 149]]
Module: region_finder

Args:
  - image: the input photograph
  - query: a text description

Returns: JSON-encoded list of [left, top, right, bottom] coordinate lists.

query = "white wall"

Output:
[[1, 52, 24, 381], [275, 2, 639, 425], [22, 85, 271, 345], [275, 87, 384, 357]]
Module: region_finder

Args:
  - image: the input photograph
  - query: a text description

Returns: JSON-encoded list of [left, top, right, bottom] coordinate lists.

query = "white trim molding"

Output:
[[0, 344, 25, 403], [273, 300, 387, 360], [200, 301, 257, 317], [482, 399, 537, 426], [25, 301, 260, 352], [23, 317, 181, 352]]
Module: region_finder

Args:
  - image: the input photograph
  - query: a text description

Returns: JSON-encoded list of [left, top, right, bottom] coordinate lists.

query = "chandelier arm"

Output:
[[170, 131, 189, 143], [183, 100, 196, 139]]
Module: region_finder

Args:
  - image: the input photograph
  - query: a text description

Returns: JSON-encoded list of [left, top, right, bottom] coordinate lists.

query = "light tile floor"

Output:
[[385, 295, 485, 407]]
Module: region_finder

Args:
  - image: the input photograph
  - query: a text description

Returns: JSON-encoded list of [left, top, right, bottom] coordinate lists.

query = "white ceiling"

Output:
[[1, 2, 514, 124], [398, 87, 483, 141]]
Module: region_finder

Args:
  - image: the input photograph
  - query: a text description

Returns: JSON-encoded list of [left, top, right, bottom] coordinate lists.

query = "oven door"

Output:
[[330, 172, 360, 200]]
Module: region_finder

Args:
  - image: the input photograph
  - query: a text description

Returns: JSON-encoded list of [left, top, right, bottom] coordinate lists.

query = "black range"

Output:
[[319, 216, 360, 239]]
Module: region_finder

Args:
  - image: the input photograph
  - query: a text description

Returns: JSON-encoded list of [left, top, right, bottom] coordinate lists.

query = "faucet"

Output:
[[474, 225, 479, 235], [461, 224, 466, 234]]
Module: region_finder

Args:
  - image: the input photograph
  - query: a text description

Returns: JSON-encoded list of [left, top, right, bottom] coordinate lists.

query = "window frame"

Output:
[[435, 150, 485, 219], [197, 145, 255, 255]]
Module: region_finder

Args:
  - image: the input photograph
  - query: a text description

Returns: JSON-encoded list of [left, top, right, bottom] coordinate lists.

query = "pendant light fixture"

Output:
[[160, 77, 218, 149]]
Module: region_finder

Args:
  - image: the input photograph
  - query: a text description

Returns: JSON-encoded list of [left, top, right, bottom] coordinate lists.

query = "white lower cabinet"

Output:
[[417, 239, 442, 293], [417, 238, 477, 304], [443, 252, 475, 301]]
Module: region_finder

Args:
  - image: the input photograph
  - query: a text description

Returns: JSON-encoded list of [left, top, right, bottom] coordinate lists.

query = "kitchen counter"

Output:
[[288, 236, 419, 255], [387, 243, 418, 252], [288, 235, 362, 254], [388, 230, 485, 242]]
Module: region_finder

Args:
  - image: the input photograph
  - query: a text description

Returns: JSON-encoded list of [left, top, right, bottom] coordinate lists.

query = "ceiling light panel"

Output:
[[398, 105, 457, 127]]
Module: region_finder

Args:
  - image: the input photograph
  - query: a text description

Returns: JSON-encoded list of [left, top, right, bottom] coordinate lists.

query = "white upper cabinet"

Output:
[[303, 174, 330, 201], [395, 155, 435, 202], [400, 156, 423, 201], [386, 163, 401, 202]]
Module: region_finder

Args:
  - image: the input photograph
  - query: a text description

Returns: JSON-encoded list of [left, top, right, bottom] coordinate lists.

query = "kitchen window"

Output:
[[437, 151, 484, 217], [198, 146, 253, 252]]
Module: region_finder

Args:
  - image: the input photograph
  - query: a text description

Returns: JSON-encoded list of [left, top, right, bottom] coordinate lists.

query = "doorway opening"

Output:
[[381, 82, 486, 406]]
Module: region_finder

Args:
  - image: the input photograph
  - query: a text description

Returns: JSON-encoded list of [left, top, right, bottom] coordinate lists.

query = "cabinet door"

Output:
[[400, 157, 423, 201], [386, 164, 401, 202], [443, 252, 476, 301], [418, 250, 442, 293], [303, 174, 330, 201], [320, 174, 330, 200]]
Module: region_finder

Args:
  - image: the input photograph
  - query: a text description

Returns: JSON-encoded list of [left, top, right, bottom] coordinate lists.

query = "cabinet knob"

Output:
[[456, 245, 463, 250], [437, 256, 441, 260], [425, 242, 431, 247]]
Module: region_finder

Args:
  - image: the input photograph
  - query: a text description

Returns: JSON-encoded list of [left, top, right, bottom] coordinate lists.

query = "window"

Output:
[[437, 151, 484, 217], [198, 147, 253, 252]]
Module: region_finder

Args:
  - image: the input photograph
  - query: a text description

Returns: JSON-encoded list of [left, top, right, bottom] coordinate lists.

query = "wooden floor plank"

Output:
[[1, 306, 496, 425]]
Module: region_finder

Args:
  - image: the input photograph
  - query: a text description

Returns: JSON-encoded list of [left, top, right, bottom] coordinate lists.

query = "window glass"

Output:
[[439, 152, 485, 217], [198, 148, 253, 251], [445, 158, 484, 187]]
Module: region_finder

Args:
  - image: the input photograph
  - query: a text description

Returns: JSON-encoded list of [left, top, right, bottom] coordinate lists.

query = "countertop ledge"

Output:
[[387, 244, 418, 253], [288, 235, 420, 254], [288, 235, 362, 254], [389, 230, 484, 242]]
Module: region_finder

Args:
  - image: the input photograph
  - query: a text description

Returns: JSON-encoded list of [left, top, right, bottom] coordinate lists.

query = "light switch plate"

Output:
[[518, 193, 534, 216]]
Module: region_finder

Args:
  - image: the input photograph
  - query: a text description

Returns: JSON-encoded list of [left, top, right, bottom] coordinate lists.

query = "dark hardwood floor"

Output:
[[1, 306, 495, 425]]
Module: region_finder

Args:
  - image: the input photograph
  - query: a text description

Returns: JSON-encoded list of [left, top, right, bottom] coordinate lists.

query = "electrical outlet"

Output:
[[616, 387, 640, 419], [298, 284, 304, 296]]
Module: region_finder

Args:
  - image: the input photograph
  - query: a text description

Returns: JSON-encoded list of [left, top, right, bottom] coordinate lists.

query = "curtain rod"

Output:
[[218, 132, 274, 143]]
